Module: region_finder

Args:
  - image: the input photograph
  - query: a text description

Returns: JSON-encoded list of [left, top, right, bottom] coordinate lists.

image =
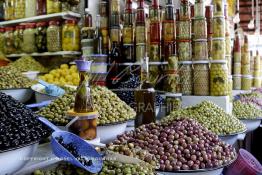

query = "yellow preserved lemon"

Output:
[[62, 19, 80, 51]]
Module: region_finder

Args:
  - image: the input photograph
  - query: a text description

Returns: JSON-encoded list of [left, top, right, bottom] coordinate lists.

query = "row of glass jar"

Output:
[[0, 19, 80, 54], [178, 60, 229, 96], [2, 0, 75, 21], [233, 75, 261, 90]]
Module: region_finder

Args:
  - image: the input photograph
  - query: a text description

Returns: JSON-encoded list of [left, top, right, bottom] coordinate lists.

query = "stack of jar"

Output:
[[192, 0, 209, 96], [177, 0, 193, 95], [206, 5, 213, 58], [233, 34, 241, 90], [224, 4, 232, 74], [253, 51, 261, 87], [241, 35, 251, 90], [210, 0, 228, 96], [99, 1, 109, 55]]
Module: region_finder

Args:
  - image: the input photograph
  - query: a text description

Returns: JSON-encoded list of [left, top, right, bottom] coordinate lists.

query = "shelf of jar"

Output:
[[6, 51, 82, 58], [108, 62, 168, 66], [0, 11, 81, 26]]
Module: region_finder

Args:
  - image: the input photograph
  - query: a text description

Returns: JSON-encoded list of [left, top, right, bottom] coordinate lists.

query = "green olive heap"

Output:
[[0, 66, 33, 89], [38, 86, 136, 126], [233, 101, 262, 119], [33, 161, 155, 175], [111, 118, 236, 172], [9, 55, 47, 73], [162, 101, 246, 135]]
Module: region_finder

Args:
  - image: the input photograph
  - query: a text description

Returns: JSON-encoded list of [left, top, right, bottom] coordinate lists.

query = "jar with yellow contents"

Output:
[[193, 61, 210, 96], [210, 60, 228, 96], [62, 19, 80, 51], [241, 75, 252, 90], [47, 0, 61, 14]]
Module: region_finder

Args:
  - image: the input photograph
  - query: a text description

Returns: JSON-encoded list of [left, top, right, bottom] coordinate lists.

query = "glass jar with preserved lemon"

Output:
[[62, 19, 80, 51], [47, 0, 61, 14]]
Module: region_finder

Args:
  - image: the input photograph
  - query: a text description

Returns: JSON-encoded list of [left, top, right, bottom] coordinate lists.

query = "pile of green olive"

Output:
[[162, 101, 246, 135], [0, 66, 33, 89], [233, 100, 262, 119], [38, 86, 136, 126]]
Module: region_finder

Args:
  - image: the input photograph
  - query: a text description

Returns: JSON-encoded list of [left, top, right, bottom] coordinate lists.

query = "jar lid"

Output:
[[165, 93, 182, 97], [242, 75, 252, 79], [212, 37, 225, 41], [49, 20, 60, 25], [16, 25, 24, 30], [25, 23, 36, 28], [5, 27, 14, 31], [178, 61, 193, 64], [193, 60, 209, 64], [0, 28, 5, 32], [210, 60, 227, 64], [233, 74, 242, 77], [36, 22, 47, 27], [65, 19, 78, 24], [194, 39, 208, 42]]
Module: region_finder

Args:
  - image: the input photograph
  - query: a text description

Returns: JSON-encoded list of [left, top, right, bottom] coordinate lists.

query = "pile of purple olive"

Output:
[[110, 119, 236, 172]]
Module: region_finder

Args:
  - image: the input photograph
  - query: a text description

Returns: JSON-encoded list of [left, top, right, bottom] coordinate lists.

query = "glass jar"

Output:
[[13, 25, 24, 53], [193, 61, 210, 95], [233, 74, 241, 90], [47, 20, 61, 52], [225, 34, 231, 55], [165, 93, 182, 115], [0, 28, 5, 53], [178, 40, 191, 61], [253, 77, 261, 88], [61, 2, 70, 12], [241, 65, 250, 75], [14, 0, 25, 19], [194, 2, 205, 18], [210, 60, 228, 96], [5, 0, 15, 20], [234, 51, 241, 63], [62, 19, 80, 51], [241, 52, 250, 66], [47, 0, 61, 14], [194, 39, 208, 60], [212, 16, 225, 38], [36, 22, 47, 52], [253, 70, 260, 77], [213, 0, 224, 16], [25, 0, 36, 17], [37, 0, 46, 15], [212, 38, 225, 60], [179, 1, 190, 20], [228, 75, 233, 101], [23, 23, 37, 53], [241, 75, 252, 90], [226, 55, 231, 73], [84, 8, 92, 27], [207, 37, 212, 58], [179, 61, 193, 95], [177, 20, 191, 39], [4, 27, 16, 54], [193, 18, 207, 39], [149, 65, 160, 86], [0, 1, 4, 21]]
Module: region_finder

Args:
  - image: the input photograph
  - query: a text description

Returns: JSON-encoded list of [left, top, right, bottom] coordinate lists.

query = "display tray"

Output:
[[0, 88, 33, 103], [218, 129, 247, 145], [240, 118, 262, 132], [31, 84, 59, 103]]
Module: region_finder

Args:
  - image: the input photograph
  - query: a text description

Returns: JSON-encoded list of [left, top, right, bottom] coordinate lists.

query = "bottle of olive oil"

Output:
[[135, 57, 156, 128]]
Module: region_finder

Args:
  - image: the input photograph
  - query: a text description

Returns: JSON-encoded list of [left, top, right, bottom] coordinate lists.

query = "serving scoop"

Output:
[[38, 80, 65, 97], [38, 117, 103, 173]]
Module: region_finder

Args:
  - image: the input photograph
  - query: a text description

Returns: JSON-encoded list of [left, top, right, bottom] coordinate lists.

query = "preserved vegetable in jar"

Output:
[[25, 0, 36, 17], [212, 38, 225, 60], [210, 60, 228, 96], [213, 0, 224, 16], [177, 20, 191, 39], [164, 73, 179, 93], [5, 0, 15, 20], [62, 19, 80, 51], [61, 2, 70, 12], [148, 65, 159, 86], [208, 37, 212, 57], [179, 1, 190, 20], [193, 61, 209, 95], [193, 18, 207, 39], [212, 16, 225, 37], [47, 0, 61, 14], [226, 55, 231, 74], [136, 43, 146, 62], [178, 40, 191, 61], [47, 20, 61, 52], [4, 27, 16, 54], [37, 0, 46, 15], [0, 28, 5, 53], [233, 74, 241, 90], [23, 23, 36, 53], [241, 65, 250, 75], [194, 2, 205, 18], [15, 0, 25, 19], [166, 94, 182, 115], [228, 75, 232, 101], [194, 39, 208, 60], [225, 34, 231, 55], [241, 75, 252, 90], [253, 77, 261, 88], [36, 22, 47, 52], [13, 25, 24, 53], [0, 1, 4, 21], [149, 44, 160, 62], [179, 61, 193, 95]]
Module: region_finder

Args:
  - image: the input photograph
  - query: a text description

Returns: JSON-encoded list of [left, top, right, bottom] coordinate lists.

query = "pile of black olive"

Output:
[[110, 118, 236, 172], [0, 92, 50, 151]]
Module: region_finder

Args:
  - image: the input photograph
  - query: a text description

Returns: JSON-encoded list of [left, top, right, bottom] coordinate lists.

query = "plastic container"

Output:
[[5, 0, 15, 20], [193, 17, 207, 39], [179, 1, 190, 20], [47, 21, 61, 52], [178, 40, 191, 61], [193, 60, 210, 95], [225, 149, 262, 175], [91, 63, 107, 73], [212, 16, 225, 37], [233, 74, 241, 90], [241, 75, 252, 90], [212, 38, 225, 60], [241, 65, 250, 75], [210, 60, 228, 96], [165, 93, 182, 115], [193, 39, 208, 60], [179, 61, 193, 95], [81, 39, 94, 47], [23, 23, 37, 53]]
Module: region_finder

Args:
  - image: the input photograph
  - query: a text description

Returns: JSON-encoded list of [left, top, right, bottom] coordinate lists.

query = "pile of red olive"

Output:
[[110, 119, 236, 172]]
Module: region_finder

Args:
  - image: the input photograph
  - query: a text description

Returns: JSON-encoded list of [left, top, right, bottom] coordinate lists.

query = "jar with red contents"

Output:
[[4, 27, 16, 54], [23, 23, 37, 53]]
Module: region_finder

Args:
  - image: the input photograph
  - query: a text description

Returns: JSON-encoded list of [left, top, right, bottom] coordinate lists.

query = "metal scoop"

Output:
[[38, 117, 103, 173]]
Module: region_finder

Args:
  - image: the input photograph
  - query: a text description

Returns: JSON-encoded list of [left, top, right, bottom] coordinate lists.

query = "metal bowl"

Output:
[[0, 88, 33, 103], [22, 71, 40, 80], [240, 118, 262, 132], [97, 121, 127, 144], [0, 143, 38, 174], [31, 84, 58, 103], [219, 130, 247, 145]]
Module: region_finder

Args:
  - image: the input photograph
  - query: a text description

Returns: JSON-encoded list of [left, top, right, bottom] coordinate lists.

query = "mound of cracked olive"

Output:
[[38, 86, 136, 126], [33, 161, 155, 175], [233, 100, 262, 119], [0, 66, 33, 89], [9, 55, 47, 73], [110, 118, 236, 171], [161, 101, 246, 135], [0, 92, 50, 151]]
